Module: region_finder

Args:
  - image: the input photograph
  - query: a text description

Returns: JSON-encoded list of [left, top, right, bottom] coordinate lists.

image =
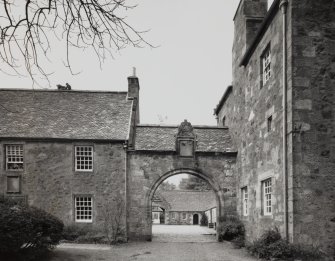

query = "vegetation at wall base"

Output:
[[218, 215, 245, 248], [0, 197, 64, 261], [246, 227, 326, 261]]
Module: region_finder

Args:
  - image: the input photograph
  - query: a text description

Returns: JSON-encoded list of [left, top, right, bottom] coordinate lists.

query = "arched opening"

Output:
[[193, 214, 199, 225], [146, 168, 222, 242]]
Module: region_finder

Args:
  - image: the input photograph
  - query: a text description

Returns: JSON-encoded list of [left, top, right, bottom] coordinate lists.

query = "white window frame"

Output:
[[6, 145, 24, 171], [74, 196, 93, 223], [242, 187, 248, 216], [182, 213, 187, 219], [263, 179, 272, 216], [262, 45, 271, 86], [75, 146, 93, 172]]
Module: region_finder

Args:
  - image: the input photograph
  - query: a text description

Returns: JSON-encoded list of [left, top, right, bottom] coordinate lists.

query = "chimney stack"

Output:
[[127, 67, 140, 124], [233, 0, 268, 63]]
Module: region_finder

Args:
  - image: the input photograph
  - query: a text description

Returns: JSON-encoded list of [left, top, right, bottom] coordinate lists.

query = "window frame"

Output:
[[5, 144, 24, 171], [241, 186, 248, 216], [260, 44, 271, 88], [6, 176, 21, 194], [182, 213, 187, 219], [74, 145, 94, 172], [262, 178, 272, 216], [74, 195, 93, 223]]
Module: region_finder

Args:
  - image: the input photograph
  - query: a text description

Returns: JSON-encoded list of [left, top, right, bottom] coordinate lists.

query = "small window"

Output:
[[182, 213, 187, 219], [153, 213, 159, 219], [261, 44, 271, 87], [267, 116, 272, 132], [222, 116, 226, 127], [262, 179, 272, 215], [75, 196, 93, 222], [75, 146, 93, 171], [7, 176, 20, 193], [242, 187, 248, 216], [6, 145, 24, 171]]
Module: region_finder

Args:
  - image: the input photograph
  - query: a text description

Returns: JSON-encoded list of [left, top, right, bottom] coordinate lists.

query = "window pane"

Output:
[[75, 196, 93, 222], [6, 145, 24, 170], [75, 146, 93, 171]]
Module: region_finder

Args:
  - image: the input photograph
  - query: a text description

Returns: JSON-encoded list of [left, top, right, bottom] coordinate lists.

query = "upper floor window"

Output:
[[262, 178, 272, 216], [6, 145, 24, 171], [242, 187, 248, 216], [261, 44, 271, 87], [75, 196, 93, 222], [75, 146, 93, 171]]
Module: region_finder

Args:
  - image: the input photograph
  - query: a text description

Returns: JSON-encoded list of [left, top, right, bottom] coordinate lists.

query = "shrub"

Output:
[[247, 227, 325, 260], [200, 214, 208, 226], [62, 224, 106, 244], [0, 197, 64, 260], [218, 215, 245, 242]]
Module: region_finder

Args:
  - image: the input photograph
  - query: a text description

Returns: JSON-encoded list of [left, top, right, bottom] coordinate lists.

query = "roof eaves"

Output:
[[214, 85, 233, 115], [0, 136, 127, 142], [239, 0, 280, 67]]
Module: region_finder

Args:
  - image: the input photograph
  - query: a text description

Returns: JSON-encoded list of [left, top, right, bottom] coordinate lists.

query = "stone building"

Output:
[[214, 0, 335, 256], [0, 0, 334, 257], [0, 76, 237, 242], [153, 190, 216, 225]]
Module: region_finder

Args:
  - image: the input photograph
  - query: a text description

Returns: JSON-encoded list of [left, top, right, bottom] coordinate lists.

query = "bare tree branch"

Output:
[[0, 0, 152, 84]]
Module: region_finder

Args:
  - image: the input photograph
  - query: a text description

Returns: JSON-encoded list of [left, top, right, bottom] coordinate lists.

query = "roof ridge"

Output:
[[0, 88, 127, 94]]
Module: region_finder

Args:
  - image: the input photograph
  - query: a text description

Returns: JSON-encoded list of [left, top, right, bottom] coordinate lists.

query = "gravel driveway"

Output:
[[52, 225, 258, 261]]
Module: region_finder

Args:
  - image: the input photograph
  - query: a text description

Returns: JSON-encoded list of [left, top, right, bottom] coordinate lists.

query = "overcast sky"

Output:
[[2, 0, 240, 126]]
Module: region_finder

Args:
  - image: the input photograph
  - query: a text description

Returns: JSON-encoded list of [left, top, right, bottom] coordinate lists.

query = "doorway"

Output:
[[193, 214, 199, 225]]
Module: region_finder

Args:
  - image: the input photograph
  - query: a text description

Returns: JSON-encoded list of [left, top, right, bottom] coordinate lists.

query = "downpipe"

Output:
[[280, 0, 289, 241]]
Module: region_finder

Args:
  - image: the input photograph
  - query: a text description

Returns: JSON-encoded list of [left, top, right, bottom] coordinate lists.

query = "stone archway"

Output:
[[145, 168, 224, 241], [126, 121, 237, 241]]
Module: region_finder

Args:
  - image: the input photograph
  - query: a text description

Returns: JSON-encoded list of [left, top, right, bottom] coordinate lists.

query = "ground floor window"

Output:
[[262, 179, 272, 215], [75, 196, 93, 222], [242, 186, 248, 216]]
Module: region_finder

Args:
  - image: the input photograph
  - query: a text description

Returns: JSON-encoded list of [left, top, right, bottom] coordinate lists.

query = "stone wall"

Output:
[[126, 151, 236, 240], [219, 0, 335, 256], [165, 211, 203, 225], [222, 0, 287, 241], [290, 0, 335, 255], [0, 140, 127, 236]]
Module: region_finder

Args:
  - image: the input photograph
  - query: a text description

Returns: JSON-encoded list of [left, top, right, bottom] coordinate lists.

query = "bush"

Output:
[[200, 214, 208, 226], [62, 224, 106, 244], [218, 215, 245, 242], [247, 227, 325, 260], [0, 197, 64, 260]]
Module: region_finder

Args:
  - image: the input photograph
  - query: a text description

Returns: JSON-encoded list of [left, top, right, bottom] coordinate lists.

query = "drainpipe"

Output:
[[280, 0, 289, 241]]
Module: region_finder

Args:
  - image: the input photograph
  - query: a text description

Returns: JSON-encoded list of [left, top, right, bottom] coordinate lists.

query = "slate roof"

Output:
[[0, 89, 133, 140], [135, 125, 235, 153], [159, 191, 216, 212]]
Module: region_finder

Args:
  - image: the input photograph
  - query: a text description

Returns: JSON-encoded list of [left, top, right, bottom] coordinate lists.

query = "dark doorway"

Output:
[[193, 214, 199, 225]]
